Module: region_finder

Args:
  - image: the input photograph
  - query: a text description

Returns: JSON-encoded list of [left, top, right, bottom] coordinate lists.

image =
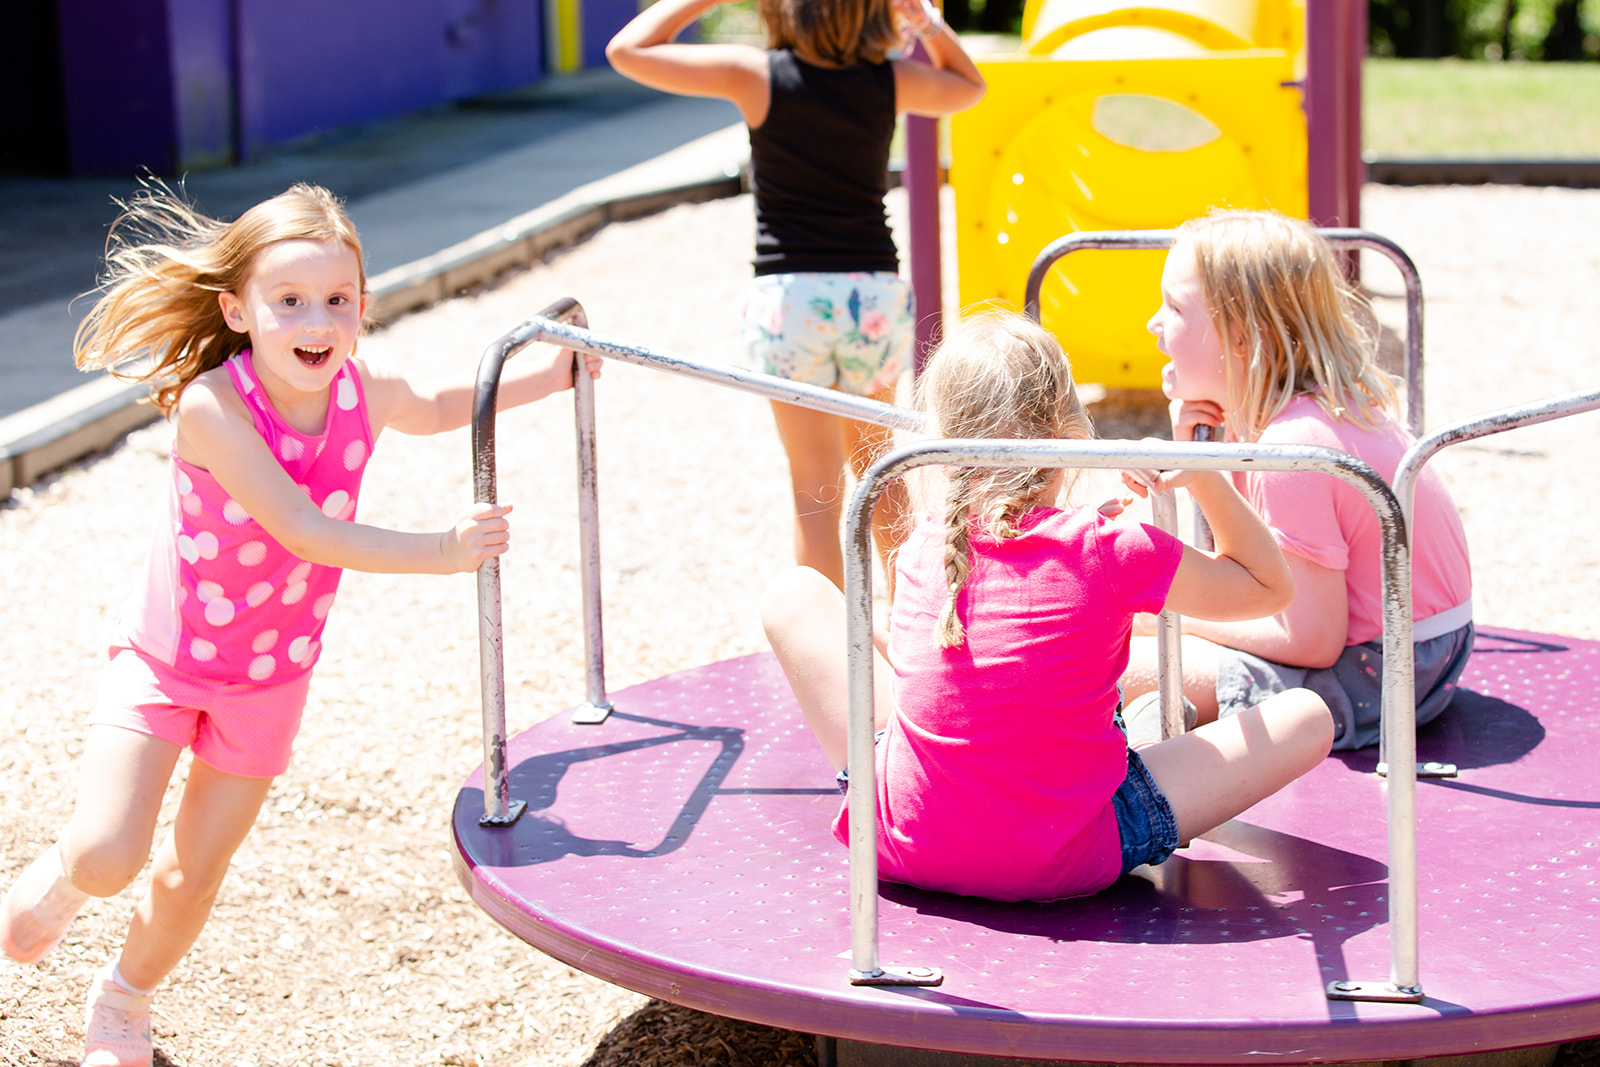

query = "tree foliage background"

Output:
[[1368, 0, 1600, 59], [700, 0, 1600, 63]]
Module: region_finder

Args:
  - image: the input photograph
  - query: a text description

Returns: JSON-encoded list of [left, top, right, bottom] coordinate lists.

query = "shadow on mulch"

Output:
[[582, 1003, 1600, 1067], [1557, 1041, 1600, 1067], [580, 1000, 817, 1067]]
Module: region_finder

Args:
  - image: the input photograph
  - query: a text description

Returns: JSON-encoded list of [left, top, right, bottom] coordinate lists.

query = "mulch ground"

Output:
[[3, 183, 1599, 1066]]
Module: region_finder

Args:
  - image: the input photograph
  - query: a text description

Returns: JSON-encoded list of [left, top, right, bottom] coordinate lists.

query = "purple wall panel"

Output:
[[57, 0, 177, 175], [235, 0, 544, 159], [167, 0, 234, 168], [581, 0, 637, 69]]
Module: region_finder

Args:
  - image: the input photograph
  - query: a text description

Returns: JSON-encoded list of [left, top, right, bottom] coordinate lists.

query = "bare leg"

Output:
[[761, 566, 894, 772], [843, 381, 909, 600], [768, 401, 849, 588], [60, 726, 184, 898], [1137, 687, 1332, 845], [117, 759, 272, 991], [1123, 633, 1224, 724]]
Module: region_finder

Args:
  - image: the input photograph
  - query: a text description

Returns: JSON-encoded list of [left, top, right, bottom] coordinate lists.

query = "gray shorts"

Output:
[[1216, 623, 1474, 751]]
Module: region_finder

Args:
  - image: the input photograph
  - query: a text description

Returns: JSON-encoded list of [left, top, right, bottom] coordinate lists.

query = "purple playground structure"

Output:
[[448, 273, 1600, 1063]]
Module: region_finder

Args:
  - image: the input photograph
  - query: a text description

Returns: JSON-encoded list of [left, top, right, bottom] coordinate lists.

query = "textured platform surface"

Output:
[[452, 627, 1600, 1063]]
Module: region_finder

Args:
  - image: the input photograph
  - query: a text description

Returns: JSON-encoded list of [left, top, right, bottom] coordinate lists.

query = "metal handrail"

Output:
[[469, 305, 1429, 1003], [471, 298, 589, 827], [1022, 228, 1427, 437], [1385, 387, 1600, 772], [842, 439, 1421, 1002], [469, 301, 923, 828]]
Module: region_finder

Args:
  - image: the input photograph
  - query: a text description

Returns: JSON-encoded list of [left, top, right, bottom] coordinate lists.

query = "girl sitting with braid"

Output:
[[761, 311, 1331, 901]]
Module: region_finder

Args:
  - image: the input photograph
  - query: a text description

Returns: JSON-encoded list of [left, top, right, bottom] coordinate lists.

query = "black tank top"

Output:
[[749, 50, 900, 276]]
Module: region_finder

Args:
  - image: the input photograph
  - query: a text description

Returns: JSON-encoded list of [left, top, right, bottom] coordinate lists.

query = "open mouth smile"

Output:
[[295, 345, 333, 367]]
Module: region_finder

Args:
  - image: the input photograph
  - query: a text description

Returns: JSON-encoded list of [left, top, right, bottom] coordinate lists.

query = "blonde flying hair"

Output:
[[760, 0, 901, 66], [917, 312, 1096, 649], [1178, 209, 1398, 442], [75, 181, 368, 415]]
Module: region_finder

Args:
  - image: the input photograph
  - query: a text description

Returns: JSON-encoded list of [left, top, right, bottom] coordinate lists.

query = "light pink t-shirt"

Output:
[[1238, 396, 1471, 646], [121, 350, 373, 683], [833, 507, 1182, 902]]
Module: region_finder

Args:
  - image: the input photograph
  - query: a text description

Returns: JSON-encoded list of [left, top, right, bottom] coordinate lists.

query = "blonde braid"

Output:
[[919, 311, 1094, 650], [934, 469, 974, 649]]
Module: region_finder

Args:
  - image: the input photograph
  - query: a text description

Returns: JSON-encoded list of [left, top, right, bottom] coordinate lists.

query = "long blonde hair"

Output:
[[759, 0, 900, 66], [917, 312, 1095, 649], [1179, 209, 1397, 442], [75, 182, 368, 415]]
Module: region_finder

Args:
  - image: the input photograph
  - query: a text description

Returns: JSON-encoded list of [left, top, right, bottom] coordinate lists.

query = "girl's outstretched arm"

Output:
[[1123, 466, 1295, 623], [174, 372, 512, 575], [607, 0, 770, 125], [891, 0, 985, 116], [360, 344, 601, 439]]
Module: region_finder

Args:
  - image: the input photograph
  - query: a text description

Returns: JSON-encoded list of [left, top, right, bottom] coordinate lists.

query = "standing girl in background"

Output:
[[761, 313, 1332, 903], [1123, 209, 1473, 751], [0, 183, 597, 1067], [607, 0, 985, 591]]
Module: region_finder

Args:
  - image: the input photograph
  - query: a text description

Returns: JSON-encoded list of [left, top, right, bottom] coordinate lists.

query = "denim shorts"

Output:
[[845, 734, 1179, 876], [1112, 748, 1180, 875], [1217, 622, 1474, 751]]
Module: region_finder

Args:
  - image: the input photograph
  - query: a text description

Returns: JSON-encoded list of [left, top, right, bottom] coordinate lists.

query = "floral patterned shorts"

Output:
[[742, 271, 915, 397]]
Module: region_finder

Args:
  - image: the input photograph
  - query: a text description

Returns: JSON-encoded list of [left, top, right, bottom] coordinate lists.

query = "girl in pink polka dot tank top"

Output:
[[125, 349, 370, 683], [0, 182, 600, 1067]]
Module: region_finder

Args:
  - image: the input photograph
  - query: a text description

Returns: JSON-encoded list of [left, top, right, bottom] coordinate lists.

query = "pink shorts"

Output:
[[88, 644, 311, 779]]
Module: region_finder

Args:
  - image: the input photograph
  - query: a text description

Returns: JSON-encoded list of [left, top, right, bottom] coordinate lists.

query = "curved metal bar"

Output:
[[475, 305, 925, 826], [1147, 489, 1188, 741], [471, 298, 589, 826], [844, 439, 1417, 999], [530, 316, 924, 433], [1394, 388, 1600, 531], [1023, 228, 1426, 436]]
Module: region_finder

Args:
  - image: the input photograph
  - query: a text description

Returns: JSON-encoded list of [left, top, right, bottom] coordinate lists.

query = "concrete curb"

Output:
[[0, 151, 747, 499]]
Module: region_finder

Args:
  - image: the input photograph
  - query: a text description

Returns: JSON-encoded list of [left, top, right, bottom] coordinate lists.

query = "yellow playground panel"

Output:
[[1020, 0, 1302, 57], [951, 0, 1308, 389]]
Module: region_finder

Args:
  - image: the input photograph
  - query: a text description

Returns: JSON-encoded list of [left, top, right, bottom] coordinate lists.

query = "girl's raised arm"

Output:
[[174, 373, 506, 576], [1123, 467, 1295, 623], [607, 0, 770, 125], [891, 0, 985, 117]]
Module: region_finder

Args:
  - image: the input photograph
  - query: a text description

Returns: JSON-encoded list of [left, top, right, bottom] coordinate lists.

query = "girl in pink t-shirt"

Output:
[[1124, 209, 1473, 751], [762, 312, 1332, 902], [0, 183, 598, 1067]]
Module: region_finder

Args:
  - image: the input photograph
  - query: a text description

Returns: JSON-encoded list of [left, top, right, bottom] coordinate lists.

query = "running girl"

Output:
[[0, 183, 598, 1067]]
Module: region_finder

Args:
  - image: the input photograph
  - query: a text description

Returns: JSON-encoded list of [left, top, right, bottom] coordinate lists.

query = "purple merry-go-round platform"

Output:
[[451, 624, 1600, 1064]]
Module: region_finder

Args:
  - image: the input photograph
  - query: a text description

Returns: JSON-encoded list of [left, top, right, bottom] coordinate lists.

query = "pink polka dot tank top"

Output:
[[122, 350, 373, 684]]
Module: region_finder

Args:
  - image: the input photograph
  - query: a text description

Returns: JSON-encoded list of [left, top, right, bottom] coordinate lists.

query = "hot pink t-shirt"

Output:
[[833, 507, 1182, 902], [1237, 396, 1472, 646], [121, 350, 373, 683]]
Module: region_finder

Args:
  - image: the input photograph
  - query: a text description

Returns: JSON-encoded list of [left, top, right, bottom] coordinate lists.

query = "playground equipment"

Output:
[[1023, 227, 1427, 434], [941, 0, 1364, 389], [450, 253, 1600, 1060]]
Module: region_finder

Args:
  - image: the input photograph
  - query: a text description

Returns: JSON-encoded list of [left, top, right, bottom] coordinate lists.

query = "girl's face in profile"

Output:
[[1147, 242, 1232, 407]]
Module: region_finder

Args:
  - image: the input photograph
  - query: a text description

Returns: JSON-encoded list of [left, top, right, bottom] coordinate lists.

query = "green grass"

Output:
[[693, 7, 1600, 161], [1364, 58, 1600, 157]]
